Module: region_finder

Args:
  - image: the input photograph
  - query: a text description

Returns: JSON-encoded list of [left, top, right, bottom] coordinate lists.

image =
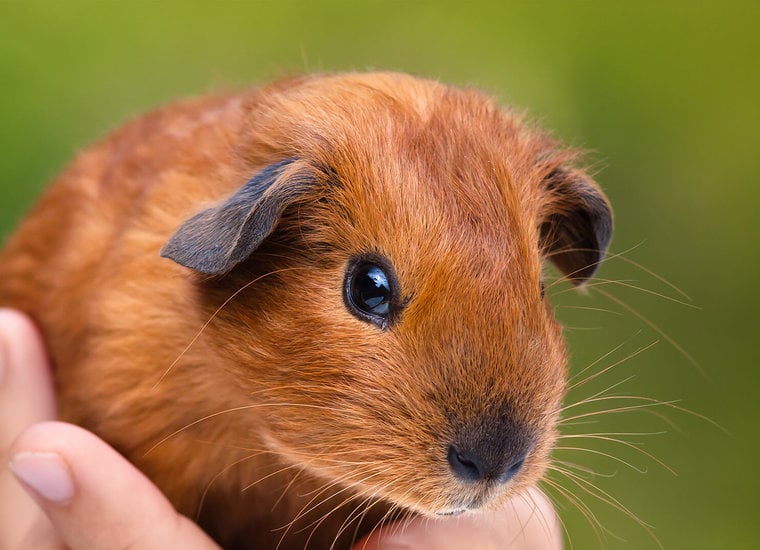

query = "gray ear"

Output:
[[161, 158, 315, 275], [539, 167, 613, 285]]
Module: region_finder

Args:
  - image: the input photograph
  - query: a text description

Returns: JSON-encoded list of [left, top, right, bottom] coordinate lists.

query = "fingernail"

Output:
[[9, 452, 75, 504]]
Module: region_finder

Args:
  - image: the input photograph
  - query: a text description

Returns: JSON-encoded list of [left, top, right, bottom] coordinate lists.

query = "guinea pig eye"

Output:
[[352, 265, 390, 314], [344, 257, 399, 328]]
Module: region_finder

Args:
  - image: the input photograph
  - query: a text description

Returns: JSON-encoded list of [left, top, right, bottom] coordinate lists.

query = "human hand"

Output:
[[352, 486, 562, 550], [0, 308, 562, 549], [0, 309, 219, 549]]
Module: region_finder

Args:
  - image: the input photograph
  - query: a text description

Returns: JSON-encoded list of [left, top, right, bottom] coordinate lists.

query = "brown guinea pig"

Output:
[[0, 72, 612, 548]]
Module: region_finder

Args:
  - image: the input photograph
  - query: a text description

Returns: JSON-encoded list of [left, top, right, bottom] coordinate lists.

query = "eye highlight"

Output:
[[344, 256, 399, 328]]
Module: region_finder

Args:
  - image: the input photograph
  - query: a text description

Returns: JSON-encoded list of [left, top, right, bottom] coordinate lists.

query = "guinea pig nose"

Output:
[[447, 444, 527, 484]]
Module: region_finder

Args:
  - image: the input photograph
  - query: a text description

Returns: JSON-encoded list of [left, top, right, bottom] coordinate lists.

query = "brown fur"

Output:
[[0, 73, 611, 548]]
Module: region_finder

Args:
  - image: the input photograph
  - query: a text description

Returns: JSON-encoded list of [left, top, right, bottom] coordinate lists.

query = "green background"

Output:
[[1, 2, 757, 548]]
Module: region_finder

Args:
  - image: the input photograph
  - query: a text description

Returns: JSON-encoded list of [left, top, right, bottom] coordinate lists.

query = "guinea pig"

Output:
[[0, 72, 612, 548]]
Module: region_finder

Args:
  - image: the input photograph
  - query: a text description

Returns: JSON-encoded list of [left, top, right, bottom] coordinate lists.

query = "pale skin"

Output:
[[0, 309, 563, 549]]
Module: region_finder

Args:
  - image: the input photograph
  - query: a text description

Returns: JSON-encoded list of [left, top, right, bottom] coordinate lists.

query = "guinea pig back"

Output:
[[0, 72, 612, 548]]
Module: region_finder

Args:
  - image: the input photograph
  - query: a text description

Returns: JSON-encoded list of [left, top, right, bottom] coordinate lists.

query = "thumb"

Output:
[[353, 487, 562, 550]]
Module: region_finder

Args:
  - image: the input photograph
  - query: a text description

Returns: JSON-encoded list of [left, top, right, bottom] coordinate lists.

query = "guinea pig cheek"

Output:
[[251, 367, 559, 518], [235, 300, 566, 518]]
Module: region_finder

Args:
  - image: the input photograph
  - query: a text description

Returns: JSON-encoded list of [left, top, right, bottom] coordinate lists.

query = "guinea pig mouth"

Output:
[[436, 508, 467, 517], [435, 489, 492, 516]]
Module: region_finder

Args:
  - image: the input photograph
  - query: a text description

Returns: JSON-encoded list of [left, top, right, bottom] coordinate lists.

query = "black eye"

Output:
[[344, 257, 399, 328], [351, 264, 390, 315]]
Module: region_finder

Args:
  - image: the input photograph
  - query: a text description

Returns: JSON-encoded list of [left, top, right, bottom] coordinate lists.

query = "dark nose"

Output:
[[447, 444, 526, 484]]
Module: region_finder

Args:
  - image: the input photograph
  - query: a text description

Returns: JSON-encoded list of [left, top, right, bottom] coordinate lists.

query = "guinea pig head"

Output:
[[161, 74, 612, 517]]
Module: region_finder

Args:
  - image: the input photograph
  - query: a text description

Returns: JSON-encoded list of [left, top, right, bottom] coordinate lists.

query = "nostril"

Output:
[[447, 445, 485, 482], [448, 444, 528, 484], [500, 456, 526, 484]]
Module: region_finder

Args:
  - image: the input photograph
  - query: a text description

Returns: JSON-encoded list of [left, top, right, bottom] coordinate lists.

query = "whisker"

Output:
[[558, 419, 603, 428], [542, 476, 604, 547], [563, 325, 603, 331], [275, 465, 392, 548], [240, 460, 306, 494], [560, 399, 682, 424], [558, 430, 668, 438], [143, 401, 354, 457], [271, 462, 311, 512], [196, 451, 263, 520], [567, 334, 640, 386], [556, 304, 623, 315], [510, 489, 556, 547], [561, 394, 728, 433], [545, 242, 646, 289], [590, 278, 700, 309], [554, 446, 649, 475], [143, 404, 264, 457], [611, 254, 692, 301], [595, 287, 708, 378], [153, 265, 311, 387], [548, 468, 627, 546], [563, 393, 678, 414], [327, 478, 399, 549], [281, 464, 390, 532], [536, 486, 575, 550], [568, 375, 639, 408], [556, 464, 652, 529], [558, 433, 676, 475], [568, 340, 658, 392], [552, 465, 663, 549], [362, 484, 419, 546], [552, 458, 612, 478], [550, 279, 639, 297]]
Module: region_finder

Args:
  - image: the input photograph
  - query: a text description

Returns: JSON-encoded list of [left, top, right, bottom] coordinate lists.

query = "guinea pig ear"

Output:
[[161, 158, 316, 275], [539, 166, 613, 285]]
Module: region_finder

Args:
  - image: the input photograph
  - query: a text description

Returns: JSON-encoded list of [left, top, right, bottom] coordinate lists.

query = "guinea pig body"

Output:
[[0, 73, 612, 548]]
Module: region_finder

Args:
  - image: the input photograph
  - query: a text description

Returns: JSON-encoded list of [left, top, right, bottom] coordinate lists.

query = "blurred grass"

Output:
[[1, 1, 757, 548]]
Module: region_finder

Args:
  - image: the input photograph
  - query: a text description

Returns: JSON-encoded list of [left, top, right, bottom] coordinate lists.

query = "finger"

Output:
[[9, 421, 220, 550], [0, 309, 58, 549], [14, 513, 65, 550], [0, 309, 57, 449], [354, 487, 562, 550]]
